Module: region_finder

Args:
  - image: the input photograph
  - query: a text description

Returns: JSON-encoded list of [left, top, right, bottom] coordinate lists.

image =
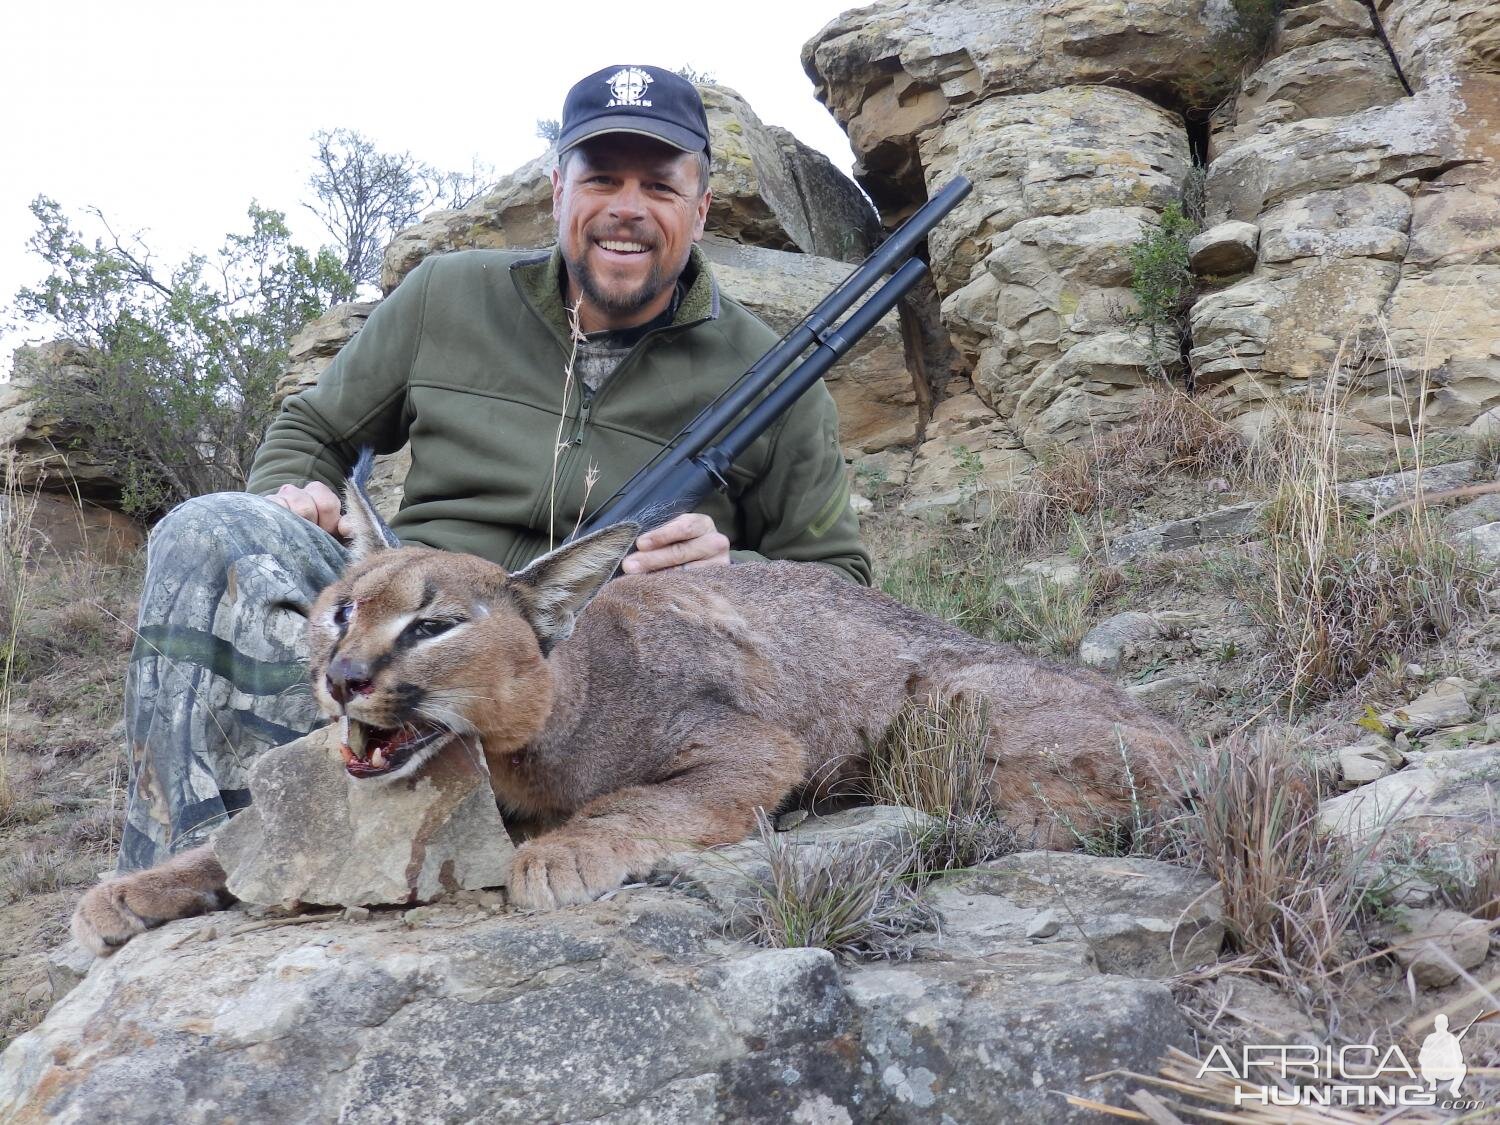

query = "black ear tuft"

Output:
[[343, 447, 402, 561], [507, 522, 640, 655]]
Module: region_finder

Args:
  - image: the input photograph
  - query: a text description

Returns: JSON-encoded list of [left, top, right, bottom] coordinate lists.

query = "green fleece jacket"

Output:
[[247, 245, 872, 584]]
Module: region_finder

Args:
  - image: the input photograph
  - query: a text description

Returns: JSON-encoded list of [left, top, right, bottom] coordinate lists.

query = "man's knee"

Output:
[[149, 492, 320, 559]]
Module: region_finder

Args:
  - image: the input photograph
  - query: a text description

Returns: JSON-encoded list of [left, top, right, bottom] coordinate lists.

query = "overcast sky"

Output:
[[0, 0, 865, 369]]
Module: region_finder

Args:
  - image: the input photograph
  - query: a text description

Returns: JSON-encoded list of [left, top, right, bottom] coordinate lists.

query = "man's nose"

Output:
[[609, 181, 648, 221]]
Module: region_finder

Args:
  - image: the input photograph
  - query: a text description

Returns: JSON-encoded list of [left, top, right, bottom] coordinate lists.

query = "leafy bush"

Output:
[[1128, 202, 1198, 376], [13, 199, 352, 517]]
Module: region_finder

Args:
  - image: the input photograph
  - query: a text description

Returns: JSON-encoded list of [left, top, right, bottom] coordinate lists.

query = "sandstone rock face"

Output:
[[802, 0, 1234, 211], [1, 811, 1199, 1123], [1, 344, 127, 506], [1192, 0, 1500, 430], [211, 728, 514, 909]]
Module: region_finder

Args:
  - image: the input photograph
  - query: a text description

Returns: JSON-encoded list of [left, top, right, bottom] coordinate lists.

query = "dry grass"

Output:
[[1001, 385, 1250, 553], [736, 810, 935, 960], [1175, 732, 1385, 1019], [0, 451, 44, 818], [0, 843, 71, 904], [864, 693, 1020, 875], [1228, 375, 1486, 711]]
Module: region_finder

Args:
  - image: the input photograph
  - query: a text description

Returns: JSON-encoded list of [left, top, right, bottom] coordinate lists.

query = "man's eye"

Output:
[[409, 618, 459, 639]]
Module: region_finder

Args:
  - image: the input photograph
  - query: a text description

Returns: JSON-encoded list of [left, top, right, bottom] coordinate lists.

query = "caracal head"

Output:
[[305, 459, 638, 783]]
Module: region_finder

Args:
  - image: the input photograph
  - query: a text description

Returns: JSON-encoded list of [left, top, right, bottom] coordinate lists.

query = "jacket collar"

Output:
[[511, 244, 720, 346]]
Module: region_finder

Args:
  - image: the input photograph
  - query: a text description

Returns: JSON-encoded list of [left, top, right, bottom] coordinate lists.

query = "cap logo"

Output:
[[605, 67, 653, 108]]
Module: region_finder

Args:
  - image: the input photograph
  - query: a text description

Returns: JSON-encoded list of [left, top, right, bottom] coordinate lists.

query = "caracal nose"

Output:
[[327, 656, 374, 703]]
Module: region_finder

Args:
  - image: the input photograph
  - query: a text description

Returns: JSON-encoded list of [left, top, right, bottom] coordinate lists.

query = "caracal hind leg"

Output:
[[910, 662, 1187, 848], [508, 716, 808, 910], [72, 844, 231, 956]]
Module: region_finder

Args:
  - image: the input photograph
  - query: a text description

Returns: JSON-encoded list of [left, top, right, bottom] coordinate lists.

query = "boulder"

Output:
[[801, 0, 1234, 211], [1189, 221, 1260, 276], [1320, 742, 1500, 855], [212, 727, 514, 909], [1455, 520, 1500, 563], [1079, 612, 1159, 672], [920, 851, 1225, 976], [1378, 677, 1479, 734]]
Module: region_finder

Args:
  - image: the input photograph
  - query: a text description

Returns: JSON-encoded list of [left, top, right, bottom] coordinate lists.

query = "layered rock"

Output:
[[1, 344, 128, 506], [1190, 0, 1500, 428], [801, 0, 1235, 213]]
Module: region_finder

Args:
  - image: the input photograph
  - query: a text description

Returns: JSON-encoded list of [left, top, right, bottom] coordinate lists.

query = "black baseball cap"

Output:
[[556, 65, 711, 160]]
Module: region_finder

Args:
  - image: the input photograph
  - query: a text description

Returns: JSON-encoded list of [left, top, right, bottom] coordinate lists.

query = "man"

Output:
[[117, 64, 870, 872]]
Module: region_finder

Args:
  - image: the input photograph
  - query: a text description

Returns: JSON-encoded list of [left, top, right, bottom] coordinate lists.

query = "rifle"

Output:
[[567, 175, 973, 544]]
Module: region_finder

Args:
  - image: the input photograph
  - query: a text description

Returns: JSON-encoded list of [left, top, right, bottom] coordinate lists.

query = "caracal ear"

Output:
[[508, 522, 640, 655], [341, 447, 403, 562]]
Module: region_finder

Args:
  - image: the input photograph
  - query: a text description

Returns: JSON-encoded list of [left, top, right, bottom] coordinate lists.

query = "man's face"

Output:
[[552, 135, 711, 330]]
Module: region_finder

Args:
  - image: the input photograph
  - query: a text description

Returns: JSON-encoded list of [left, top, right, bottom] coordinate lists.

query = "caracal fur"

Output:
[[73, 463, 1189, 953]]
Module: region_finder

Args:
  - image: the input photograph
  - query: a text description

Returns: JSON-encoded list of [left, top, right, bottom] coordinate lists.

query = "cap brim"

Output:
[[556, 115, 706, 156]]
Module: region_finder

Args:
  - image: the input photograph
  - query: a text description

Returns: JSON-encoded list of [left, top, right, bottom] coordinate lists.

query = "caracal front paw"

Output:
[[70, 847, 227, 956], [506, 835, 632, 911]]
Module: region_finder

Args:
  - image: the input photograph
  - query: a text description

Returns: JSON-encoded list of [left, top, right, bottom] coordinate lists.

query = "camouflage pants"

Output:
[[118, 493, 349, 873]]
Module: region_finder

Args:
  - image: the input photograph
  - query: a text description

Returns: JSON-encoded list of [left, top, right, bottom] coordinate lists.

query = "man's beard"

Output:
[[565, 239, 675, 319]]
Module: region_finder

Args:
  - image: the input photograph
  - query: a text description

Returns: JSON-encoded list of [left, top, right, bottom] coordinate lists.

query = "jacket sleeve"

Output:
[[246, 259, 435, 496], [728, 379, 872, 585]]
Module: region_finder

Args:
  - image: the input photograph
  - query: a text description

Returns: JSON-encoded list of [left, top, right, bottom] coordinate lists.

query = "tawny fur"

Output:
[[73, 519, 1189, 949]]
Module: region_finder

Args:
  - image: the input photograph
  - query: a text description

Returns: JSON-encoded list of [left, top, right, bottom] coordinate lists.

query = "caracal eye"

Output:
[[409, 618, 460, 640], [332, 601, 353, 626]]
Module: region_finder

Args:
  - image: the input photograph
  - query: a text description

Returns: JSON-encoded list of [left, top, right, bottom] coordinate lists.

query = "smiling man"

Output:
[[113, 65, 870, 873]]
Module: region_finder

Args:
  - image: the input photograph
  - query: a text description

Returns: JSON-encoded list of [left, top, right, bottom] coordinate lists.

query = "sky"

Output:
[[0, 0, 866, 368]]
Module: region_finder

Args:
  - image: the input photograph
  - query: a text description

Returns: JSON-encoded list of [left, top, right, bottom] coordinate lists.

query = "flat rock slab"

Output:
[[212, 727, 514, 909], [1320, 742, 1500, 853], [922, 852, 1224, 978]]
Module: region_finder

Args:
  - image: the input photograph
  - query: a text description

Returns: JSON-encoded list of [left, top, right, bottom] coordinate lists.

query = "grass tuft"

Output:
[[737, 810, 935, 960]]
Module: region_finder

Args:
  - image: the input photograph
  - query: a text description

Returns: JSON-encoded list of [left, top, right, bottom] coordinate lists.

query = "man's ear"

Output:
[[692, 187, 711, 242], [342, 448, 402, 562], [551, 165, 564, 219], [507, 522, 640, 655]]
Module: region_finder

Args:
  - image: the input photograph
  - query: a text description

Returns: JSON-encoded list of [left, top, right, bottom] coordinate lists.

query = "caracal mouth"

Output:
[[336, 717, 454, 780]]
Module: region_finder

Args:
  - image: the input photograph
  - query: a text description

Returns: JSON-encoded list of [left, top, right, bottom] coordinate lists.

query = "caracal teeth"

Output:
[[371, 747, 387, 770]]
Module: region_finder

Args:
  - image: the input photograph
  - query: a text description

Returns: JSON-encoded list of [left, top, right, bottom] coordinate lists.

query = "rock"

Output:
[[274, 302, 377, 403], [802, 0, 1234, 211], [1019, 557, 1083, 591], [921, 852, 1225, 977], [1107, 503, 1263, 562], [1456, 521, 1500, 563], [1275, 0, 1380, 54], [1379, 677, 1478, 733], [698, 237, 911, 453], [44, 943, 94, 1007], [1387, 907, 1492, 989], [902, 430, 1033, 516], [1189, 221, 1260, 276], [919, 88, 1190, 297], [211, 727, 514, 909], [1025, 909, 1061, 939], [7, 492, 142, 567], [0, 880, 1196, 1122], [1125, 674, 1218, 707], [1320, 742, 1500, 851], [1204, 95, 1456, 228], [1471, 407, 1500, 439], [0, 344, 127, 506], [848, 960, 1192, 1122], [1338, 742, 1404, 788], [1336, 459, 1476, 514], [1443, 494, 1500, 534], [1079, 612, 1158, 673]]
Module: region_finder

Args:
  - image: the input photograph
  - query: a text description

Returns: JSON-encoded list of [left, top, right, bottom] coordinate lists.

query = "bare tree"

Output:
[[304, 129, 494, 295]]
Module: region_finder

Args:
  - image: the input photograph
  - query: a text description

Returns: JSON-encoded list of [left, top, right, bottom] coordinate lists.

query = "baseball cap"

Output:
[[556, 65, 711, 160]]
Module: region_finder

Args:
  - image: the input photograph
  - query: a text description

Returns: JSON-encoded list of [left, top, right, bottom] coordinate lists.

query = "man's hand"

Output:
[[266, 482, 353, 538], [620, 513, 730, 574]]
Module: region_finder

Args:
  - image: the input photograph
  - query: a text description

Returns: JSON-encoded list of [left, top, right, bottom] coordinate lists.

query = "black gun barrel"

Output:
[[569, 175, 971, 542]]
